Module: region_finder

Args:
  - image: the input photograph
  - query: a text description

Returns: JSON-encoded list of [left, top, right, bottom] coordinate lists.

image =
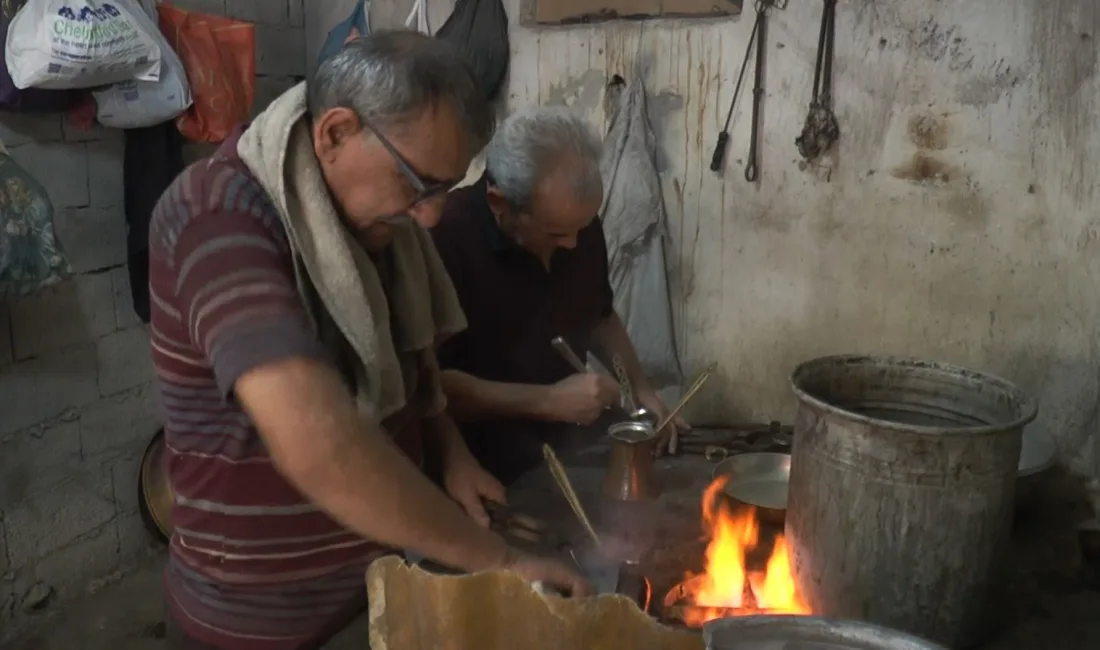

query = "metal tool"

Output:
[[744, 1, 769, 182], [611, 354, 637, 413], [677, 442, 731, 462], [658, 363, 716, 455], [550, 336, 588, 373], [709, 5, 761, 172], [484, 500, 566, 551], [542, 444, 602, 547], [795, 0, 840, 161]]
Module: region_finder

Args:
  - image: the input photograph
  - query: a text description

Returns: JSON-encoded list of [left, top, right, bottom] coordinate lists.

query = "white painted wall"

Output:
[[311, 1, 1100, 485]]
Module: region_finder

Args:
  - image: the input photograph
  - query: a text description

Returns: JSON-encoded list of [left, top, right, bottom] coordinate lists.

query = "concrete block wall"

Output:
[[0, 0, 307, 637]]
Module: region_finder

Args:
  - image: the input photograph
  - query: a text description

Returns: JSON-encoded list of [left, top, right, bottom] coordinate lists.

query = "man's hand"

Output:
[[636, 388, 689, 456], [442, 444, 507, 528], [545, 373, 621, 425], [500, 548, 592, 597]]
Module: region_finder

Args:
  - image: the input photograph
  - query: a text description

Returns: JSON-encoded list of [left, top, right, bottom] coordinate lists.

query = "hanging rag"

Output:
[[0, 139, 70, 299], [435, 0, 510, 101], [599, 75, 683, 388], [236, 83, 467, 420]]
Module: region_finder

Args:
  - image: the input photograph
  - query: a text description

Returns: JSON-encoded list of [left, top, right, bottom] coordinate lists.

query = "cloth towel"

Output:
[[237, 82, 466, 422]]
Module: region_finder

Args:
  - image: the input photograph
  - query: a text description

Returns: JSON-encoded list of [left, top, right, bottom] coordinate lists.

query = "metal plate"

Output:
[[138, 427, 173, 542], [1018, 427, 1056, 478], [704, 616, 947, 650], [712, 452, 792, 511]]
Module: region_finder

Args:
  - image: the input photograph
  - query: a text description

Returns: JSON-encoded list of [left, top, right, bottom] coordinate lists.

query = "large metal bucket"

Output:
[[786, 355, 1037, 649]]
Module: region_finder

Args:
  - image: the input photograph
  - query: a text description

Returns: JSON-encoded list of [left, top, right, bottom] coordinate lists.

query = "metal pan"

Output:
[[138, 427, 173, 543], [711, 452, 791, 525]]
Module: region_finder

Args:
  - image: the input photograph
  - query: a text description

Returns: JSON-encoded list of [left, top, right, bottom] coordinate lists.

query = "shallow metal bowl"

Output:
[[711, 452, 791, 525], [1017, 426, 1056, 478]]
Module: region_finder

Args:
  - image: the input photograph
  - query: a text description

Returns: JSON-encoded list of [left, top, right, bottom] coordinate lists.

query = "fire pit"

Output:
[[660, 476, 810, 627]]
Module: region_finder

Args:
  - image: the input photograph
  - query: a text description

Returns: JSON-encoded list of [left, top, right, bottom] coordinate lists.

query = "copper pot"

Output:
[[602, 420, 659, 501]]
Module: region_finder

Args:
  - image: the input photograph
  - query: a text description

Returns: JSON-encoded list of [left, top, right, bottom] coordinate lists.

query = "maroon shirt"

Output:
[[431, 174, 614, 484], [148, 127, 424, 650]]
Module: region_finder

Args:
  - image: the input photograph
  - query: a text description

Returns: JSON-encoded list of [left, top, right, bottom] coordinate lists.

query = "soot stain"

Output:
[[907, 113, 951, 150], [891, 152, 954, 185]]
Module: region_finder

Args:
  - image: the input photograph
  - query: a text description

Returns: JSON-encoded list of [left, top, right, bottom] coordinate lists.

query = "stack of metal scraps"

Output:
[[367, 556, 702, 650]]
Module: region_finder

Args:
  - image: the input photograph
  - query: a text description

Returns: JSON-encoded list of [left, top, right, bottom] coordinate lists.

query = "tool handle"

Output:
[[551, 336, 589, 374], [709, 131, 730, 172]]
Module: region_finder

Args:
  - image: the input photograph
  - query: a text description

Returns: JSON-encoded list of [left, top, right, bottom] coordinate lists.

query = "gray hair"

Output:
[[485, 107, 603, 211], [307, 30, 494, 152]]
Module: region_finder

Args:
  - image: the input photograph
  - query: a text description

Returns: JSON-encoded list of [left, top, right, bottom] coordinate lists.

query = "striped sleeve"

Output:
[[173, 209, 329, 399]]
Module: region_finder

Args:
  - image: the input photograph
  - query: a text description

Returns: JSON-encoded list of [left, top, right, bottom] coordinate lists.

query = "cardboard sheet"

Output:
[[367, 556, 703, 650]]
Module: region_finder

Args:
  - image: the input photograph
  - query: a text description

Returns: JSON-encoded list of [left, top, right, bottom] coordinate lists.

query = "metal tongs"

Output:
[[484, 500, 566, 552]]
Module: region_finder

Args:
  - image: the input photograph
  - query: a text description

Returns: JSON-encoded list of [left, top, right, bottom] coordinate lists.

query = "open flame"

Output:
[[671, 476, 809, 626]]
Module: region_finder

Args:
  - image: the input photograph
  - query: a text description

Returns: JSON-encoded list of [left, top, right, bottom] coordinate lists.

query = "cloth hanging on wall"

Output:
[[599, 75, 683, 388], [123, 122, 184, 323], [435, 0, 510, 101]]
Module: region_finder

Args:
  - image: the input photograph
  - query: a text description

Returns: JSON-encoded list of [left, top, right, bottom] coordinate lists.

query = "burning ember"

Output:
[[663, 476, 810, 626]]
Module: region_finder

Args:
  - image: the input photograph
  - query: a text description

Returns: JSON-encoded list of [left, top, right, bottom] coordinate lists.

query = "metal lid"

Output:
[[704, 616, 946, 650]]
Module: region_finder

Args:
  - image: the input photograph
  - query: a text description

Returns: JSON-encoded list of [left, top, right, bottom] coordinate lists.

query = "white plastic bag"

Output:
[[93, 0, 191, 128], [5, 0, 162, 91]]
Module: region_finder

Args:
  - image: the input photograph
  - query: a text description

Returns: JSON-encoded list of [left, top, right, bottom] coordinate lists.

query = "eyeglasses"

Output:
[[360, 116, 460, 209]]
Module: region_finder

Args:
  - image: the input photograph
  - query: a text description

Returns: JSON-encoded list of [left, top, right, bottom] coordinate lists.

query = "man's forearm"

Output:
[[591, 312, 650, 390], [440, 369, 554, 422], [237, 357, 508, 573]]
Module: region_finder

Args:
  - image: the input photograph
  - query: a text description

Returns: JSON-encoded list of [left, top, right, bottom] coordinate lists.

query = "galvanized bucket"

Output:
[[704, 616, 946, 650], [786, 355, 1037, 648]]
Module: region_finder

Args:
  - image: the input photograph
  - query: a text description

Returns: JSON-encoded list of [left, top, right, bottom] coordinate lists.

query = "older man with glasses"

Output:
[[430, 107, 688, 487], [146, 31, 587, 650]]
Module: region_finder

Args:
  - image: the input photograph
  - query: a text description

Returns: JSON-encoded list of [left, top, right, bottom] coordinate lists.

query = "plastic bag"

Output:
[[0, 0, 82, 111], [435, 0, 510, 101], [157, 4, 254, 143], [0, 140, 70, 299], [93, 0, 191, 128], [316, 0, 370, 69], [5, 0, 162, 91], [600, 75, 683, 388]]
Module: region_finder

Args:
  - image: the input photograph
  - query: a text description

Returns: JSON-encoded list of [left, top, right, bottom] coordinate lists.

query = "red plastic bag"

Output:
[[157, 5, 255, 143]]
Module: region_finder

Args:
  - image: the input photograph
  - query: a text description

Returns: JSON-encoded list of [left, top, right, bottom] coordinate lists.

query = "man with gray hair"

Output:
[[432, 107, 686, 486], [147, 32, 586, 650]]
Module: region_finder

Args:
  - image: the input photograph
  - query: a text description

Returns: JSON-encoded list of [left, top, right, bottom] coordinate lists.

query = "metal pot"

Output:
[[704, 616, 946, 650], [711, 452, 791, 525], [602, 420, 659, 501], [787, 355, 1037, 648]]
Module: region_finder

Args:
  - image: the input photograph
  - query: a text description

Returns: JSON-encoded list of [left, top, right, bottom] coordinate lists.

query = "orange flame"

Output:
[[677, 476, 809, 625]]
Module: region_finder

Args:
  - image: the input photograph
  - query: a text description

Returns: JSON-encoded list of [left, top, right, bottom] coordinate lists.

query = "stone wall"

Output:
[[0, 0, 307, 636]]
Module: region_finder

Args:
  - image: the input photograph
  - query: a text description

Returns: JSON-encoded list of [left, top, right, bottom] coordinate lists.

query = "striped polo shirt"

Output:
[[147, 126, 426, 649]]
